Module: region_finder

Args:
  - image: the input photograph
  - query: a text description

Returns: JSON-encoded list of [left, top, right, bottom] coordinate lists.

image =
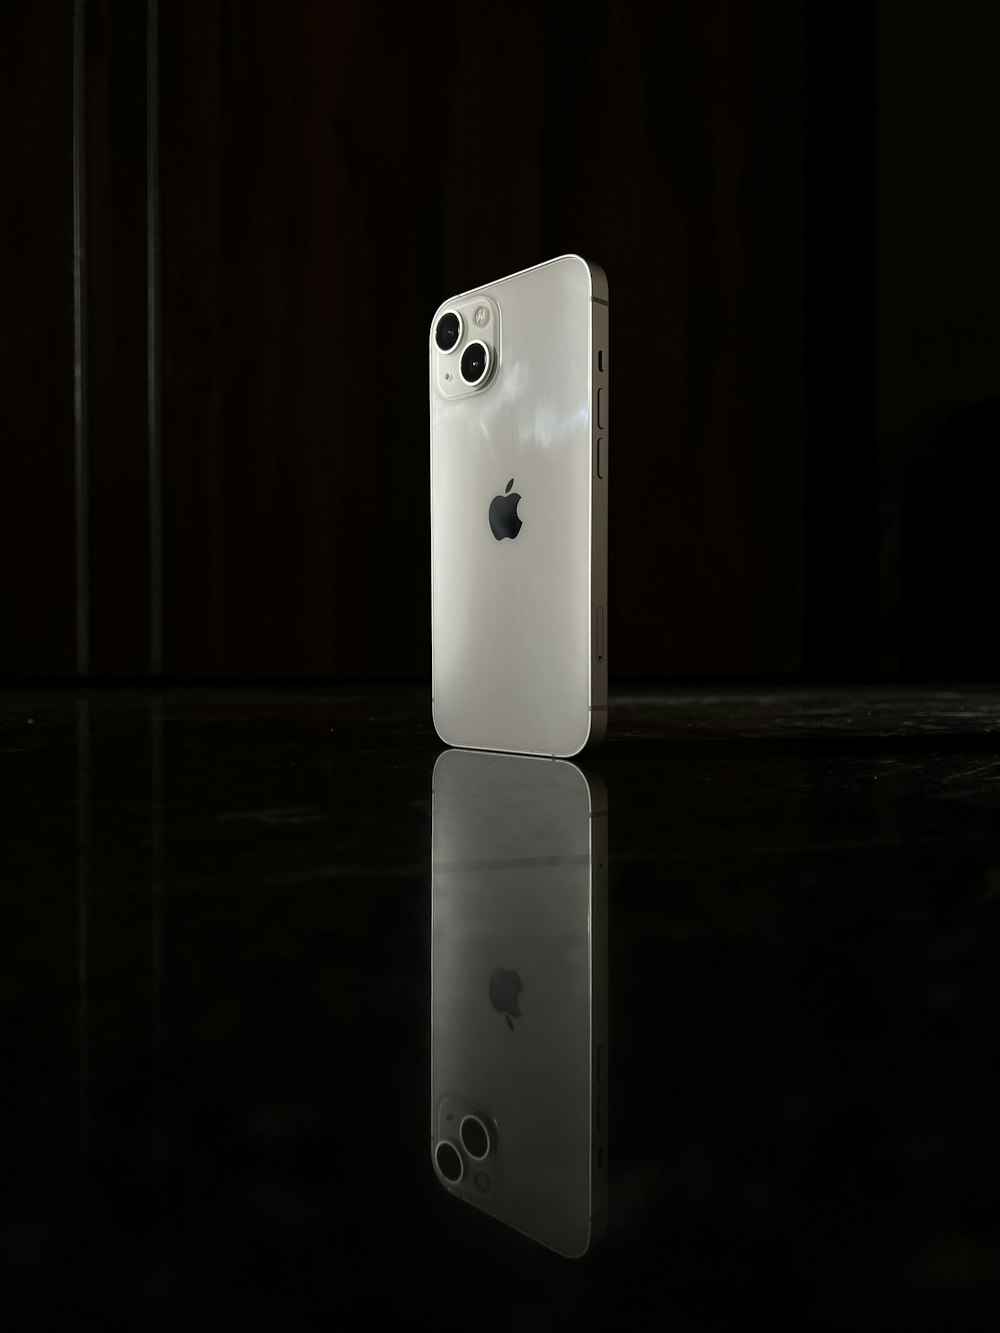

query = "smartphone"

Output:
[[429, 255, 608, 758], [430, 748, 609, 1259]]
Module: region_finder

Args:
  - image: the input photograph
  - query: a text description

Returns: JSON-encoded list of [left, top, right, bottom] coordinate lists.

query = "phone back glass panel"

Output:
[[430, 256, 606, 757]]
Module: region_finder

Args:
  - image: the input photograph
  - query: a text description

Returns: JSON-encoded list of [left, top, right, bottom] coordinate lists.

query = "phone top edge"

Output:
[[430, 255, 606, 334], [433, 1186, 598, 1261]]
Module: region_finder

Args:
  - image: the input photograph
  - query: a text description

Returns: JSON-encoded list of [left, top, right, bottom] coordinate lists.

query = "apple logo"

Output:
[[490, 965, 523, 1031], [489, 478, 522, 542]]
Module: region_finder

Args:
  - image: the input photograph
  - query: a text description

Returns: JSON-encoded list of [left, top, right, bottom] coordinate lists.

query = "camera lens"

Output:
[[435, 1140, 463, 1183], [460, 340, 489, 385], [460, 1115, 490, 1160], [435, 311, 461, 352]]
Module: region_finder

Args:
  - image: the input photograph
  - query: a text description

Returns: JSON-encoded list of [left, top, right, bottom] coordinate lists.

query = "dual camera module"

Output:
[[434, 307, 492, 388], [434, 1112, 492, 1188]]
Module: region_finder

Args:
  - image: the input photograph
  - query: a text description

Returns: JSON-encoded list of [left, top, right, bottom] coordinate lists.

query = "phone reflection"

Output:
[[430, 749, 608, 1258]]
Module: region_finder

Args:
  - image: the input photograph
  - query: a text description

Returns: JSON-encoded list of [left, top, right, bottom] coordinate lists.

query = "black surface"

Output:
[[3, 685, 1000, 1328]]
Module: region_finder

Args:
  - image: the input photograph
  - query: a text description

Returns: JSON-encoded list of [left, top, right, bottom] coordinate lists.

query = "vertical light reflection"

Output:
[[76, 697, 90, 1156], [72, 0, 89, 675], [150, 693, 164, 1290], [147, 0, 163, 676]]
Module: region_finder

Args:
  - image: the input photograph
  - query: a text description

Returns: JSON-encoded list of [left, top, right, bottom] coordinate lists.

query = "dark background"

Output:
[[2, 0, 999, 682], [4, 8, 1000, 1325]]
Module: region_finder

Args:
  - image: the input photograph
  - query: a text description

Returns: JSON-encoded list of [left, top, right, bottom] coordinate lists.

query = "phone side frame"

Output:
[[586, 260, 609, 751]]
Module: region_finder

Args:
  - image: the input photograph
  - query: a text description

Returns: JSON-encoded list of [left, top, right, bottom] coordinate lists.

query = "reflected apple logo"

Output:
[[489, 479, 522, 541], [490, 965, 523, 1031]]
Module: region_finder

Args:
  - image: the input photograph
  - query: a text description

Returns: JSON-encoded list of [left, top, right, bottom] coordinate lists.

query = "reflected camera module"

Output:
[[460, 1115, 490, 1160], [434, 1140, 463, 1182]]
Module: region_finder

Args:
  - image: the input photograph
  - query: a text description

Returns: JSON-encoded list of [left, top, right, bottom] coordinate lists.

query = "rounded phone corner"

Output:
[[431, 700, 456, 752], [551, 1218, 602, 1261], [556, 709, 607, 760], [554, 254, 608, 304], [431, 745, 453, 787], [583, 1210, 609, 1255], [585, 707, 608, 750], [571, 760, 608, 817], [544, 753, 603, 817]]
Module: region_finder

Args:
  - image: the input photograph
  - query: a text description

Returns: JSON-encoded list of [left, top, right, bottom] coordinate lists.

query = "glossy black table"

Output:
[[3, 686, 999, 1328]]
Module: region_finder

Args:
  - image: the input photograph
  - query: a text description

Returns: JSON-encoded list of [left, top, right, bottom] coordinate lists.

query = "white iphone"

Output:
[[430, 748, 609, 1258], [429, 255, 608, 757]]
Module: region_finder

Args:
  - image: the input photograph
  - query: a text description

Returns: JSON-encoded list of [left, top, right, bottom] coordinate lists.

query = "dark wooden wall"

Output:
[[86, 0, 151, 677], [1, 3, 77, 677], [0, 0, 811, 680], [15, 1, 994, 682], [877, 0, 1000, 677]]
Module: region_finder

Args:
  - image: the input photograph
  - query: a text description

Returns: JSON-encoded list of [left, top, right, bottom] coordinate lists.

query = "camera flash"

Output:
[[473, 305, 489, 328]]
